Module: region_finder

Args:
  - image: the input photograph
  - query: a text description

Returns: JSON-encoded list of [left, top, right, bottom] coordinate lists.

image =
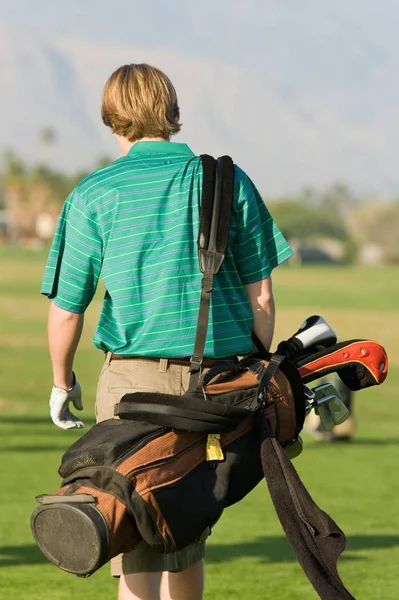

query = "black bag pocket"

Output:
[[152, 461, 221, 550]]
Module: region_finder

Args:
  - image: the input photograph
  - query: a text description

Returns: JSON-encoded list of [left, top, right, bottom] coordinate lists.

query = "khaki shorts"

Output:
[[95, 353, 210, 576]]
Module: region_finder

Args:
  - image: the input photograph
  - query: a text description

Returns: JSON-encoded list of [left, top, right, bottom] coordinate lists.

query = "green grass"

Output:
[[0, 246, 398, 599]]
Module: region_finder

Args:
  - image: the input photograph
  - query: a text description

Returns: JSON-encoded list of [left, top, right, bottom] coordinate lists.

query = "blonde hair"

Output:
[[101, 64, 181, 141]]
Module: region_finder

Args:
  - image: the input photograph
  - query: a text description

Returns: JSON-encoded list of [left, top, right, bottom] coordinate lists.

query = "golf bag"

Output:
[[31, 156, 388, 599], [31, 353, 304, 572]]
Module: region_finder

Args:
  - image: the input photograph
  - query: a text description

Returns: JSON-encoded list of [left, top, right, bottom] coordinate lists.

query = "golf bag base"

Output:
[[31, 501, 107, 577], [31, 487, 139, 577]]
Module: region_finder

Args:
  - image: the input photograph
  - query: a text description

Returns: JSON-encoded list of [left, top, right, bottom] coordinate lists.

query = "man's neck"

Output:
[[116, 135, 168, 156]]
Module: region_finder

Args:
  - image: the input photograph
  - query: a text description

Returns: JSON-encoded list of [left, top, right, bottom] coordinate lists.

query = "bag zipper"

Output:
[[113, 427, 168, 468]]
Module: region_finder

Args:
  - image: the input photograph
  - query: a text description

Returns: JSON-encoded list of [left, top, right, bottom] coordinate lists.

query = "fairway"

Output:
[[0, 247, 398, 600]]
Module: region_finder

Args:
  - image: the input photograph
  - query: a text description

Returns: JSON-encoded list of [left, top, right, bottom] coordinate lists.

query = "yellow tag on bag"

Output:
[[206, 434, 224, 462]]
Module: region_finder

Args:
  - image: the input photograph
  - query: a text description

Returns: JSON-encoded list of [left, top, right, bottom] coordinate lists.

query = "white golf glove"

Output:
[[49, 374, 85, 430]]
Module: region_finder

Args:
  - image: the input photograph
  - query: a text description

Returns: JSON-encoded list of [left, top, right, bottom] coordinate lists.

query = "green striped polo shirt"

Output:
[[41, 141, 293, 358]]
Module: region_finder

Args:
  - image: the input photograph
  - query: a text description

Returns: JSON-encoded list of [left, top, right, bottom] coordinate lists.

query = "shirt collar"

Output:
[[128, 141, 195, 157]]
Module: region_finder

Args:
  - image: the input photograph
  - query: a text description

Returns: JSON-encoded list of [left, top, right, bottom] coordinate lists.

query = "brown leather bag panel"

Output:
[[75, 485, 140, 557], [117, 431, 205, 477], [205, 369, 259, 394], [135, 442, 206, 494]]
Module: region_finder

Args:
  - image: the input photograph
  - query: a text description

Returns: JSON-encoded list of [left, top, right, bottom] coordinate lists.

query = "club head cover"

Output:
[[297, 340, 388, 390]]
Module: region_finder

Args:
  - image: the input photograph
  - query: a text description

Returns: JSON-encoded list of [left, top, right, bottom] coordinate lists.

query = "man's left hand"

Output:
[[49, 375, 85, 429]]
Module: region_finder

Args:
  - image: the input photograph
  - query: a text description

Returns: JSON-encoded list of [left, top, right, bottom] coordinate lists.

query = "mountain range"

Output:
[[0, 0, 398, 196]]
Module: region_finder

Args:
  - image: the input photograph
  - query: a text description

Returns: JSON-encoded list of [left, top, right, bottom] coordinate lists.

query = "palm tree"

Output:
[[38, 126, 57, 167]]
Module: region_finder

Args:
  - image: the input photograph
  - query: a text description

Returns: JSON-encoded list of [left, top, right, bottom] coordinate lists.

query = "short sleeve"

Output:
[[41, 190, 103, 313], [233, 168, 293, 284]]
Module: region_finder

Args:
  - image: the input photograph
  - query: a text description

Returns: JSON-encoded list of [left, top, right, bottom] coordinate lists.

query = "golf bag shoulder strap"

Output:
[[198, 155, 234, 260], [189, 155, 234, 390]]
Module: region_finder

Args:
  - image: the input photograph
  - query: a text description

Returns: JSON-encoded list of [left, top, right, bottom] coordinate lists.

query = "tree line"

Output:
[[0, 150, 111, 242], [0, 150, 398, 264], [267, 184, 399, 264]]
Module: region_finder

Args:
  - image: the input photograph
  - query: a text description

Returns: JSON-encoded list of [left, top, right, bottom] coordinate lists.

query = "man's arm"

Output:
[[245, 276, 275, 352], [48, 302, 84, 390], [41, 191, 102, 429]]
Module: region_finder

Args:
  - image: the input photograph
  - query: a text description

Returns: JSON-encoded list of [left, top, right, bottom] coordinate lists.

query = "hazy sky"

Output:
[[1, 0, 397, 72], [1, 1, 398, 194]]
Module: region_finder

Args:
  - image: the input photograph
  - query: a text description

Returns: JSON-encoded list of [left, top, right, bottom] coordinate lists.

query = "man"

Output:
[[41, 63, 293, 600]]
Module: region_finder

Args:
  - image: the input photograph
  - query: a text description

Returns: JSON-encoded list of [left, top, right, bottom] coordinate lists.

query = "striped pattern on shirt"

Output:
[[41, 141, 293, 358]]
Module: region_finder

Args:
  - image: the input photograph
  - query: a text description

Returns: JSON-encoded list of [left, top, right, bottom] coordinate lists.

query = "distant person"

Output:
[[41, 63, 293, 600]]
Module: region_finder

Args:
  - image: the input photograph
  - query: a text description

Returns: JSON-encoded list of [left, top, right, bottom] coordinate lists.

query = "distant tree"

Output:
[[268, 200, 348, 242], [299, 185, 320, 207], [96, 155, 113, 168], [267, 189, 359, 263], [39, 126, 57, 147], [3, 150, 26, 177], [2, 150, 29, 238], [1, 148, 83, 240], [350, 201, 399, 263], [320, 182, 358, 218], [38, 126, 57, 166]]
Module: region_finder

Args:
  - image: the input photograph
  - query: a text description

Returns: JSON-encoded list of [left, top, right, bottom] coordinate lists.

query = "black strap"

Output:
[[189, 155, 234, 390], [259, 419, 356, 599], [115, 391, 251, 433], [258, 354, 286, 392]]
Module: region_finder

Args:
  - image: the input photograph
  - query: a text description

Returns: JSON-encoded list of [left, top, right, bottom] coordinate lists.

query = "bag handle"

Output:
[[115, 390, 250, 433]]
